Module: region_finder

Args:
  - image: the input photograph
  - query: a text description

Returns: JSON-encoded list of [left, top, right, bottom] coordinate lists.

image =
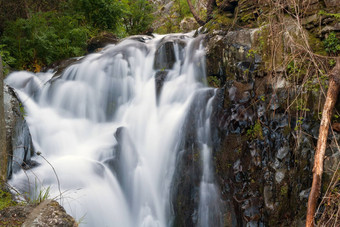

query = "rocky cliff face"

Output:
[[202, 18, 339, 226]]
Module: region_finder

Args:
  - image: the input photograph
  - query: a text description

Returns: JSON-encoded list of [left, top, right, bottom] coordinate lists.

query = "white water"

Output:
[[6, 33, 222, 226]]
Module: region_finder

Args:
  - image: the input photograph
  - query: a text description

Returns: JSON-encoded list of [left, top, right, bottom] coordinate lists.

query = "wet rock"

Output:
[[228, 81, 253, 103], [127, 35, 153, 43], [155, 70, 168, 99], [4, 85, 34, 179], [243, 198, 261, 222], [276, 145, 289, 160], [22, 200, 77, 227], [45, 57, 81, 78], [87, 32, 119, 53], [299, 188, 311, 201], [112, 127, 138, 196], [275, 169, 286, 183], [154, 42, 176, 70], [324, 152, 340, 176], [263, 186, 274, 210]]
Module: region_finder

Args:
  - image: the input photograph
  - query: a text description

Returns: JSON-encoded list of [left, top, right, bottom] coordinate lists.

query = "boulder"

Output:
[[22, 200, 77, 227], [87, 32, 119, 53], [155, 70, 168, 100], [154, 42, 176, 70]]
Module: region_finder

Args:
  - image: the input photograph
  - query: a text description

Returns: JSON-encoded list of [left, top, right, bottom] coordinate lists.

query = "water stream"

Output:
[[6, 33, 222, 226]]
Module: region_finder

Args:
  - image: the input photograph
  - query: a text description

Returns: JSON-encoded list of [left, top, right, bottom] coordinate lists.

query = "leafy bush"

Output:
[[0, 45, 16, 75], [1, 12, 90, 70], [66, 0, 126, 31], [123, 0, 154, 35], [323, 32, 340, 55], [0, 0, 156, 70], [0, 189, 16, 210]]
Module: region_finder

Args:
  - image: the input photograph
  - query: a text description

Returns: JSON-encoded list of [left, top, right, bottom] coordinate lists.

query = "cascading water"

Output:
[[6, 33, 222, 226]]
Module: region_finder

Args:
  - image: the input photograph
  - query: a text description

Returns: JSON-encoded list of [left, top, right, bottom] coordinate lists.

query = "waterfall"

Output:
[[6, 33, 222, 226]]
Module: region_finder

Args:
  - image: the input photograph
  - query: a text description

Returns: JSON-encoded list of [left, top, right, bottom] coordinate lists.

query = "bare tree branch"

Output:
[[186, 0, 205, 26], [306, 57, 340, 227]]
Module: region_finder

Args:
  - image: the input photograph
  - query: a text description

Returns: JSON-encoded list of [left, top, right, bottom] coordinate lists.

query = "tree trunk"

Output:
[[306, 57, 340, 227], [186, 0, 205, 26], [0, 56, 8, 185]]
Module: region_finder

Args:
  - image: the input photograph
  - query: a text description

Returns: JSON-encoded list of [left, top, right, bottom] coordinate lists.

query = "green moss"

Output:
[[0, 189, 16, 210], [247, 120, 264, 140], [308, 32, 327, 56], [253, 26, 272, 69], [280, 184, 288, 196], [323, 32, 340, 55], [207, 76, 221, 88], [205, 12, 233, 32], [240, 13, 255, 23], [318, 10, 340, 21], [282, 126, 291, 137]]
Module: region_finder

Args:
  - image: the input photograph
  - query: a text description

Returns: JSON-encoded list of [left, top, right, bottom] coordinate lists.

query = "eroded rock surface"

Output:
[[22, 200, 77, 227]]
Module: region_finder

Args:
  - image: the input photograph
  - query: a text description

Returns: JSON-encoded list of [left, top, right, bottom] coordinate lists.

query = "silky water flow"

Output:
[[6, 33, 222, 226]]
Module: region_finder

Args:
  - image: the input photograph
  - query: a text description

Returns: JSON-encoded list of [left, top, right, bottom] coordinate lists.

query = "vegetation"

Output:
[[323, 32, 340, 55], [0, 0, 155, 72], [0, 189, 16, 210], [154, 0, 192, 33]]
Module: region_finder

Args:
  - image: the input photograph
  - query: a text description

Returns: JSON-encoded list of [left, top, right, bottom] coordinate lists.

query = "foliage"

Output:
[[207, 76, 221, 87], [0, 189, 16, 210], [318, 10, 340, 21], [122, 0, 154, 35], [0, 45, 16, 76], [323, 32, 340, 55], [65, 0, 126, 31], [0, 0, 156, 70], [175, 0, 192, 19], [155, 0, 192, 33], [29, 185, 51, 205], [1, 12, 90, 70], [247, 120, 264, 140]]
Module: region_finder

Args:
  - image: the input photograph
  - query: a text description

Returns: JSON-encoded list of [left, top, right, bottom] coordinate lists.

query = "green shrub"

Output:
[[323, 32, 340, 55], [123, 0, 155, 35], [0, 0, 156, 70], [1, 12, 90, 70], [0, 189, 16, 210], [66, 0, 126, 31]]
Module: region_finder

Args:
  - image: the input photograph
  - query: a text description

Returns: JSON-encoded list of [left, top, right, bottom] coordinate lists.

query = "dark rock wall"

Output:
[[4, 85, 34, 179], [204, 24, 338, 226]]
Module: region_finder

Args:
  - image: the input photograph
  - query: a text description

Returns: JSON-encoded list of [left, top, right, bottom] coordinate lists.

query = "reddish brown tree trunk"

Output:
[[306, 57, 340, 227]]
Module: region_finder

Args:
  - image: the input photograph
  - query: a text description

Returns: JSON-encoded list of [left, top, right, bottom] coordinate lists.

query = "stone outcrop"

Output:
[[0, 200, 76, 227], [86, 32, 119, 53], [199, 14, 340, 226], [22, 200, 77, 227], [202, 22, 339, 225]]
